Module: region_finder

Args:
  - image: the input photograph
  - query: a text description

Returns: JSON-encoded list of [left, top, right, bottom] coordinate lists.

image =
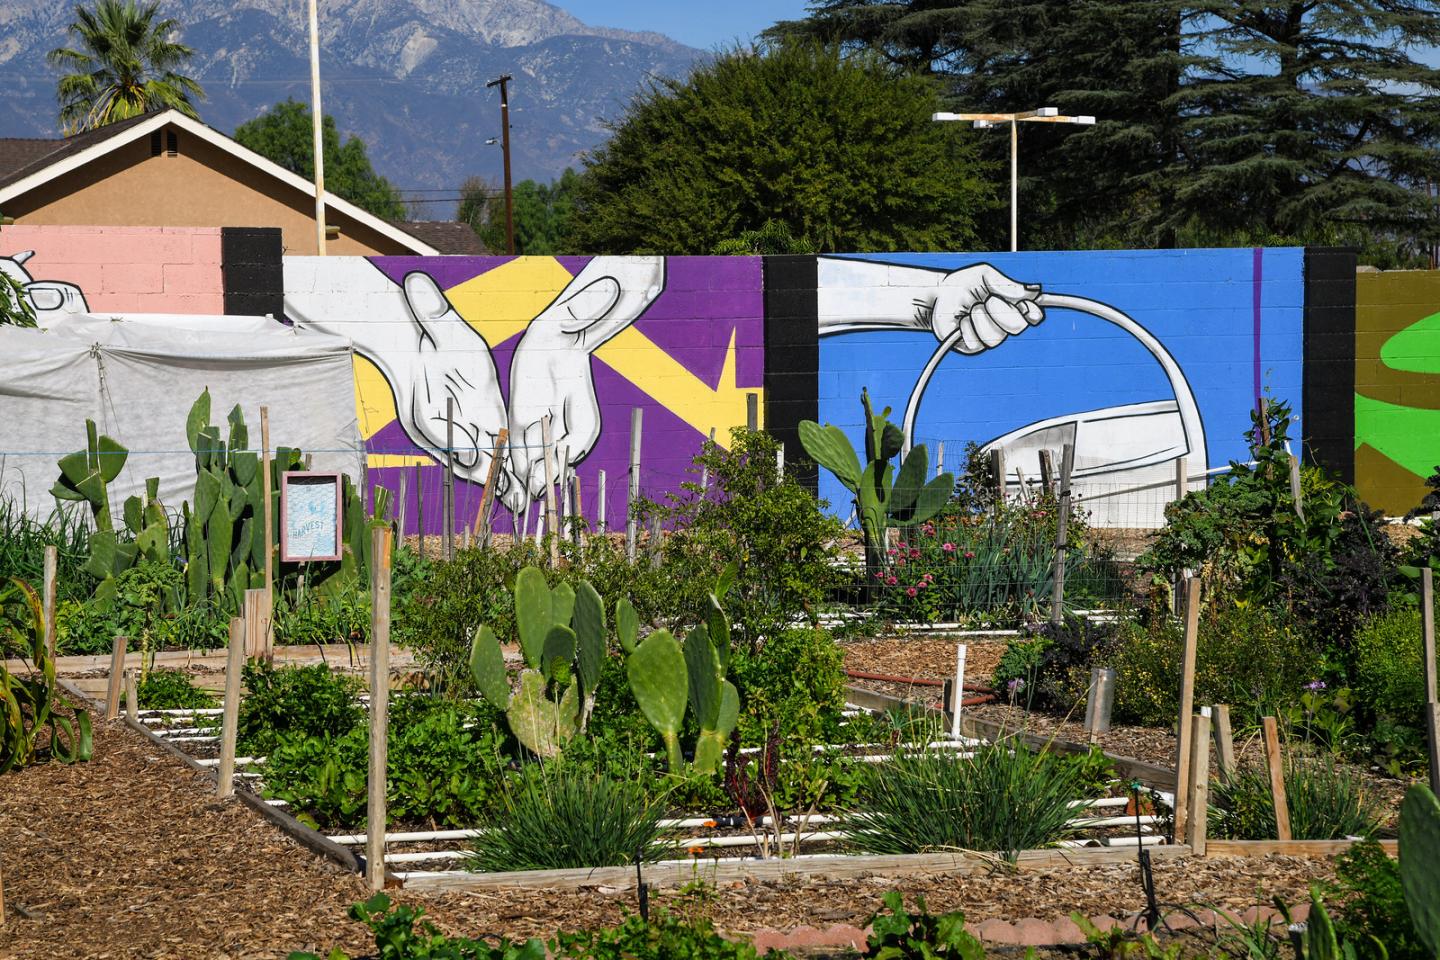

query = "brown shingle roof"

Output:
[[0, 112, 159, 190], [393, 220, 487, 255]]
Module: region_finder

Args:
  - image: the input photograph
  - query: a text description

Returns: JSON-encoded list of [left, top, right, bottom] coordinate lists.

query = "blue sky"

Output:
[[559, 1, 814, 50]]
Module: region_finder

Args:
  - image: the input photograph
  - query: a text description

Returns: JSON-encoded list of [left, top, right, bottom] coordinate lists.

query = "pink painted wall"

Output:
[[0, 224, 224, 314]]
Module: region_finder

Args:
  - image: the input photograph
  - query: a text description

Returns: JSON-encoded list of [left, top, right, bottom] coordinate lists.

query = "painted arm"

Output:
[[817, 257, 1044, 353]]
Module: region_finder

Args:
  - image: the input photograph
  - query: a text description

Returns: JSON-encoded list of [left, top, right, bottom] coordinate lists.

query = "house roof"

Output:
[[394, 220, 487, 255], [0, 110, 439, 256]]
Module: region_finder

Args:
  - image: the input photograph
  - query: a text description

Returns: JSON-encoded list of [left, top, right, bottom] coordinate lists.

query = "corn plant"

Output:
[[0, 577, 93, 772]]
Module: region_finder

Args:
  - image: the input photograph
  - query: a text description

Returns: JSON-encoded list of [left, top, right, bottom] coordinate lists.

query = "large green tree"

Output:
[[233, 100, 406, 221], [568, 42, 994, 254], [770, 1, 1440, 258], [48, 0, 205, 134], [460, 170, 580, 254]]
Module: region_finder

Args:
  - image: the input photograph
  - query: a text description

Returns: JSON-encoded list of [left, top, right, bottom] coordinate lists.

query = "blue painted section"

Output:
[[816, 248, 1306, 515]]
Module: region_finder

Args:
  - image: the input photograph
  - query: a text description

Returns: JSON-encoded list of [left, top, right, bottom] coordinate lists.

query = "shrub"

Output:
[[1324, 839, 1427, 960], [1111, 604, 1320, 727], [1209, 756, 1381, 840], [991, 616, 1132, 714], [237, 661, 363, 756], [729, 626, 846, 745], [643, 428, 844, 650], [469, 760, 668, 872], [847, 737, 1084, 861], [136, 668, 215, 710], [1354, 605, 1431, 727]]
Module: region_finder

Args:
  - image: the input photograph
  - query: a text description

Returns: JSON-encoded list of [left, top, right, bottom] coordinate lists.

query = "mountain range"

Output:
[[0, 0, 704, 210]]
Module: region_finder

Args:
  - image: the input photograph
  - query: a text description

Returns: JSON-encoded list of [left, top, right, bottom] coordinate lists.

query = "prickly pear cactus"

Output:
[[627, 628, 688, 771], [1400, 783, 1440, 957], [799, 389, 953, 577], [506, 669, 580, 759]]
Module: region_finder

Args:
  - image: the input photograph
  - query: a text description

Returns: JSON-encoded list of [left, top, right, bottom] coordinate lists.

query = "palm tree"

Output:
[[47, 1, 205, 135]]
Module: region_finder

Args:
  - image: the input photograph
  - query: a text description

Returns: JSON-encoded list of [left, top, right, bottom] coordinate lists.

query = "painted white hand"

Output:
[[927, 264, 1043, 354], [503, 256, 665, 511], [284, 262, 506, 485]]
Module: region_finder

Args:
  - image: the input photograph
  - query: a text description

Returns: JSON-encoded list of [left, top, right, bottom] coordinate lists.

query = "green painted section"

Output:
[[1380, 310, 1440, 374], [1354, 393, 1440, 479]]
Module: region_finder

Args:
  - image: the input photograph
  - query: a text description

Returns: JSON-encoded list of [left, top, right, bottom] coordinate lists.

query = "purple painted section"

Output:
[[1252, 247, 1263, 403], [353, 256, 764, 535]]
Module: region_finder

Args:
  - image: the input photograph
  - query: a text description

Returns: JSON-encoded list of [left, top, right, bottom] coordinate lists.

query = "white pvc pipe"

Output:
[[139, 708, 224, 716], [196, 756, 262, 768]]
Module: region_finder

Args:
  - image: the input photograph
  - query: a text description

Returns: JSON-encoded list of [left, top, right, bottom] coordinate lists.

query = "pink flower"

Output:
[[896, 556, 907, 567], [916, 580, 928, 590], [906, 587, 918, 597], [942, 542, 956, 553], [909, 549, 921, 560], [887, 548, 898, 557], [886, 576, 898, 586], [923, 573, 934, 582], [873, 571, 885, 580], [897, 541, 908, 550], [964, 551, 975, 559]]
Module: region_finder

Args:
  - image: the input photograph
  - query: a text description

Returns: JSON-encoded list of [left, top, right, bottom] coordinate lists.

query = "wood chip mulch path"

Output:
[[0, 716, 1348, 959]]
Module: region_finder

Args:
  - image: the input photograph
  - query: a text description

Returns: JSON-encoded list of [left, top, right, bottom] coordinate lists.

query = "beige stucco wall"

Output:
[[5, 123, 412, 256]]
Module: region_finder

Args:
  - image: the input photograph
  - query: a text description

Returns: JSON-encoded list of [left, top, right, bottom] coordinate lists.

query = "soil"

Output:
[[0, 717, 1347, 959]]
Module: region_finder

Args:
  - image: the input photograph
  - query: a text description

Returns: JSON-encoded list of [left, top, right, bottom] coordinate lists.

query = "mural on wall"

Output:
[[1, 249, 90, 322], [1355, 271, 1440, 514], [282, 255, 766, 534], [816, 250, 1305, 526]]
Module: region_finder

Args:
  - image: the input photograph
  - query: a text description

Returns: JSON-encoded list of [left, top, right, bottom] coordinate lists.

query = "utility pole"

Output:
[[487, 74, 515, 256], [307, 0, 327, 255]]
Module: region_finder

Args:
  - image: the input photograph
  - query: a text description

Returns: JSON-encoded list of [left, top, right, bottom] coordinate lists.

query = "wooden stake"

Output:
[[1262, 716, 1291, 841], [648, 513, 663, 570], [1423, 568, 1438, 794], [936, 441, 945, 479], [124, 668, 139, 717], [1212, 704, 1236, 784], [243, 589, 268, 660], [1257, 396, 1271, 447], [990, 448, 1007, 506], [1174, 455, 1187, 504], [1086, 667, 1115, 742], [367, 527, 393, 892], [261, 406, 275, 658], [1172, 577, 1202, 841], [473, 428, 508, 547], [627, 408, 642, 562], [0, 856, 5, 928], [42, 545, 56, 662], [397, 468, 409, 542], [540, 414, 560, 567], [1038, 449, 1054, 496], [1188, 712, 1211, 853], [597, 469, 608, 536], [444, 398, 456, 562], [572, 474, 584, 547], [217, 616, 245, 799], [699, 428, 715, 492], [746, 393, 759, 432], [1049, 443, 1074, 625], [1288, 454, 1305, 523], [105, 634, 128, 721], [414, 464, 425, 561]]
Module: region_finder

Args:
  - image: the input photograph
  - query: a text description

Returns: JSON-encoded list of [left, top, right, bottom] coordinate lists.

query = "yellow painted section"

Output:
[[366, 453, 435, 468], [596, 327, 761, 446], [445, 256, 576, 347], [353, 354, 398, 439]]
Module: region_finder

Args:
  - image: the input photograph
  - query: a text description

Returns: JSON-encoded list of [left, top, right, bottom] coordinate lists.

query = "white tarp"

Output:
[[0, 313, 363, 523]]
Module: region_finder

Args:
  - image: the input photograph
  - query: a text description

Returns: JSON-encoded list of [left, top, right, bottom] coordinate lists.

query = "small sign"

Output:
[[280, 472, 343, 563]]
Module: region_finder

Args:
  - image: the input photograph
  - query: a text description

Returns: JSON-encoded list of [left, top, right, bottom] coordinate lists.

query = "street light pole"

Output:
[[307, 0, 326, 255], [933, 108, 1097, 252], [487, 74, 515, 256]]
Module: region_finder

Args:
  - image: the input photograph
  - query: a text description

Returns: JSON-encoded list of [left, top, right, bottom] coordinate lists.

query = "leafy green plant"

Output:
[[861, 890, 984, 959], [801, 389, 953, 578], [1323, 840, 1426, 960], [136, 668, 215, 710], [1352, 605, 1434, 771], [287, 892, 546, 960], [1209, 756, 1381, 841], [847, 737, 1084, 862], [237, 661, 362, 756], [728, 626, 846, 747], [0, 578, 92, 771], [555, 911, 790, 960], [1071, 914, 1183, 960], [0, 496, 96, 605], [468, 759, 668, 872]]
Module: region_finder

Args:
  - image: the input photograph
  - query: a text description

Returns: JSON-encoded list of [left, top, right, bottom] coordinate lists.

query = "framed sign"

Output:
[[280, 472, 343, 562]]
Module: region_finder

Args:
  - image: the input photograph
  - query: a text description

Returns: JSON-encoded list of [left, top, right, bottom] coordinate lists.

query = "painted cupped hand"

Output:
[[929, 264, 1043, 354]]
